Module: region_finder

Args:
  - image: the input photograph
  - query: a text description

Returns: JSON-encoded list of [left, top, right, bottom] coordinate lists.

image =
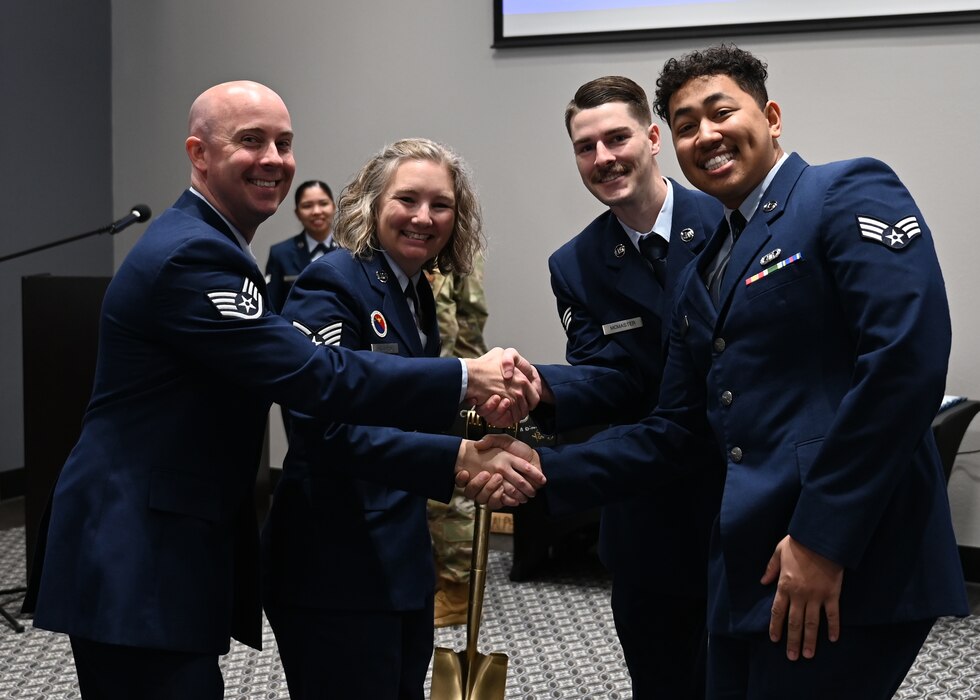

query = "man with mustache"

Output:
[[531, 76, 723, 700]]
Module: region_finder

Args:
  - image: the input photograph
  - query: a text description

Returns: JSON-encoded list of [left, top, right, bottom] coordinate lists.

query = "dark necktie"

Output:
[[639, 234, 669, 287], [707, 210, 747, 307], [310, 243, 328, 262], [405, 279, 430, 331]]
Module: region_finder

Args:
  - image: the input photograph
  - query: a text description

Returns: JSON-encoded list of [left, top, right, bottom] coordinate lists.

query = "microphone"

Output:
[[0, 204, 153, 263], [109, 204, 152, 234]]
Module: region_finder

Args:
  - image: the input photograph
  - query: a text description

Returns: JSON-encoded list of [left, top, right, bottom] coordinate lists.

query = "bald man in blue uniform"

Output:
[[25, 80, 541, 700]]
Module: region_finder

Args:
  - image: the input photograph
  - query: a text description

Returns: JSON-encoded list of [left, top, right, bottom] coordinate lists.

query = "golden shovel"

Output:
[[431, 503, 507, 700]]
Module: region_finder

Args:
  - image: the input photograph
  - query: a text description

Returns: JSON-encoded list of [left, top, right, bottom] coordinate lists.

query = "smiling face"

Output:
[[668, 74, 783, 210], [569, 101, 661, 213], [376, 159, 455, 277], [295, 184, 335, 240], [186, 82, 296, 240]]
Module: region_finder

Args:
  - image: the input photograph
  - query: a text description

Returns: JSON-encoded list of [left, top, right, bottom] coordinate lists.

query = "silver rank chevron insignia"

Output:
[[292, 320, 342, 346], [207, 278, 264, 319], [857, 215, 921, 250], [561, 307, 572, 332]]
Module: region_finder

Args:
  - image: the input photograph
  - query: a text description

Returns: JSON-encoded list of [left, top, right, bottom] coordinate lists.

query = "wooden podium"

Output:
[[22, 275, 110, 580]]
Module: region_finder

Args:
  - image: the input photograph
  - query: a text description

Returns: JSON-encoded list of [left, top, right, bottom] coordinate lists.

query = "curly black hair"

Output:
[[653, 44, 769, 126]]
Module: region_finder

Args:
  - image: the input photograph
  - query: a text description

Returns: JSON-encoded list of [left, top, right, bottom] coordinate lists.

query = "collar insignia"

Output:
[[376, 270, 389, 283], [614, 243, 626, 258], [679, 228, 695, 243]]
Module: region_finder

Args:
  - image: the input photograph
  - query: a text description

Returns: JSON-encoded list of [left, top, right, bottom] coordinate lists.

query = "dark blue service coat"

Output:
[[542, 154, 968, 635], [28, 191, 462, 655], [538, 180, 724, 589], [262, 250, 461, 612]]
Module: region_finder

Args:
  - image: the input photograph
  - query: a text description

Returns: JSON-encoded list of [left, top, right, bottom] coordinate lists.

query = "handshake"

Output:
[[457, 347, 553, 510]]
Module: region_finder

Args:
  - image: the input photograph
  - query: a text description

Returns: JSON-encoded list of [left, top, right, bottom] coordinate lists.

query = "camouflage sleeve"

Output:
[[447, 255, 489, 360], [429, 255, 489, 359]]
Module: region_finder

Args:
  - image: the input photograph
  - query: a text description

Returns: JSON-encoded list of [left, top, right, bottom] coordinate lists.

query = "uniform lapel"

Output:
[[607, 217, 661, 316], [667, 183, 712, 283], [716, 155, 807, 312], [290, 233, 310, 270], [687, 217, 729, 327], [369, 256, 424, 356]]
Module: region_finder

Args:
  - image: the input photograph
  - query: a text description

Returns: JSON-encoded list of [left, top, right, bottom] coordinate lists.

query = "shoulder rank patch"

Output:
[[561, 307, 572, 332], [370, 310, 388, 338], [857, 215, 921, 250], [292, 320, 341, 346], [206, 278, 264, 319]]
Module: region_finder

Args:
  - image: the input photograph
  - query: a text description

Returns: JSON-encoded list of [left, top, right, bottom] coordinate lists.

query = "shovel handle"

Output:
[[462, 410, 516, 668], [465, 504, 491, 663]]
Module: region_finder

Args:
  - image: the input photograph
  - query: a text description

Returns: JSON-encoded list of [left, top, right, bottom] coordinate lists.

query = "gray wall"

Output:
[[0, 2, 113, 480], [21, 1, 979, 546]]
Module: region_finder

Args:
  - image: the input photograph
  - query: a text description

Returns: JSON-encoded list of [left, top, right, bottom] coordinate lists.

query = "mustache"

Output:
[[591, 163, 629, 184]]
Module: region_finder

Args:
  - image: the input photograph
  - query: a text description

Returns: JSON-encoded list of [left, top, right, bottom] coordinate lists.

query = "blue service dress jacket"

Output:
[[27, 191, 464, 655], [541, 154, 968, 633], [537, 180, 724, 588], [265, 231, 314, 313], [261, 251, 462, 612]]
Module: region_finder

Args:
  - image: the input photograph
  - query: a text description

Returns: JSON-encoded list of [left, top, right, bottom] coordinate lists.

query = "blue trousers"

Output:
[[611, 578, 707, 700], [69, 636, 222, 700], [265, 599, 434, 700], [706, 618, 934, 700]]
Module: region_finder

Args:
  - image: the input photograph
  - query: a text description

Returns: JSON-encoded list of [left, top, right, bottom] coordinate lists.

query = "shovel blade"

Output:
[[431, 647, 464, 700], [465, 651, 508, 700], [431, 647, 508, 700]]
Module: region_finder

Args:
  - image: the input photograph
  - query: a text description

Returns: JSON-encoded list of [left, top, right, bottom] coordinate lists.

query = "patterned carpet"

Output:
[[0, 525, 977, 699]]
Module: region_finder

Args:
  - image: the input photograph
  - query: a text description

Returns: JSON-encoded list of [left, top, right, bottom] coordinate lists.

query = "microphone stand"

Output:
[[0, 206, 151, 263], [0, 205, 149, 631]]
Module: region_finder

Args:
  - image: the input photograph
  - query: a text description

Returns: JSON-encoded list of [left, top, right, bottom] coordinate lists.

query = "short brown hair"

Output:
[[564, 76, 653, 136]]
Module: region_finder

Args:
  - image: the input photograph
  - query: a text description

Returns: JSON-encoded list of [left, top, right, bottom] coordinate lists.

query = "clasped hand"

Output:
[[464, 348, 545, 426], [454, 434, 544, 510]]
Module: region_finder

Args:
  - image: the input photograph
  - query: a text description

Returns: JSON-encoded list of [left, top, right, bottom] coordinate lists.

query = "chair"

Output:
[[931, 399, 980, 484]]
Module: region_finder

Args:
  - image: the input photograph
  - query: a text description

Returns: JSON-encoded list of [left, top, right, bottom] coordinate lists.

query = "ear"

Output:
[[648, 122, 662, 156], [185, 136, 207, 174], [764, 100, 782, 140]]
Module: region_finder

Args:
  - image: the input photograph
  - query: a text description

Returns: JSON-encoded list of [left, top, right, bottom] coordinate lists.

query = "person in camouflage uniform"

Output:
[[426, 255, 489, 627]]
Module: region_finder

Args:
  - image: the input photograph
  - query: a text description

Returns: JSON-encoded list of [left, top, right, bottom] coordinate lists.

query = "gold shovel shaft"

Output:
[[431, 413, 509, 700]]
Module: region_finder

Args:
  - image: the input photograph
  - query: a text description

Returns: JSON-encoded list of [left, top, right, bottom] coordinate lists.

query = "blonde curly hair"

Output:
[[333, 138, 485, 274]]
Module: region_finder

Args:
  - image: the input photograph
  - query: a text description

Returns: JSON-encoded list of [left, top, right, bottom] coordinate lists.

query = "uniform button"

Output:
[[730, 447, 743, 463], [720, 390, 733, 406], [713, 337, 726, 353]]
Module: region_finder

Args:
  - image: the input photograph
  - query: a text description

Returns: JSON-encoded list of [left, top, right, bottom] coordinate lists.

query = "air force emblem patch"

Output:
[[292, 320, 342, 346], [207, 278, 264, 319], [371, 311, 388, 338], [857, 215, 921, 250]]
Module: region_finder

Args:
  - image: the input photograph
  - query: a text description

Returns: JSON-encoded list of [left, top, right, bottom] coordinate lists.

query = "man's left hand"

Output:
[[761, 535, 844, 660]]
